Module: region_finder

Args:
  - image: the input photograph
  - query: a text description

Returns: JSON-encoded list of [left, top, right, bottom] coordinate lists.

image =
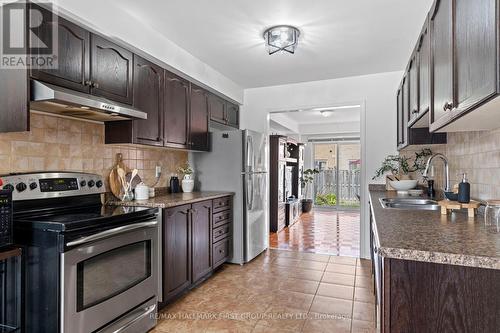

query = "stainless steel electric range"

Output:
[[0, 172, 159, 333]]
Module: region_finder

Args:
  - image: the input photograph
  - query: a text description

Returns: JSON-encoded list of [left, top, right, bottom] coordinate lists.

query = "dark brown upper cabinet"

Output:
[[452, 0, 496, 116], [208, 94, 226, 124], [191, 201, 212, 282], [189, 84, 210, 151], [164, 71, 190, 149], [429, 0, 499, 132], [417, 20, 431, 116], [0, 2, 29, 133], [400, 75, 409, 148], [396, 87, 404, 148], [408, 54, 419, 124], [208, 93, 240, 128], [132, 55, 164, 145], [30, 7, 90, 93], [90, 35, 133, 105], [225, 102, 240, 128], [429, 0, 454, 129]]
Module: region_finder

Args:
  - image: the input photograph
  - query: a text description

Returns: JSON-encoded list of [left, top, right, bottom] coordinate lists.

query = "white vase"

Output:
[[182, 176, 194, 193]]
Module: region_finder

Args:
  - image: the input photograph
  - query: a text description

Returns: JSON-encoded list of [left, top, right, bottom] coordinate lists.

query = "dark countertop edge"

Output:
[[368, 189, 500, 270], [107, 192, 235, 208]]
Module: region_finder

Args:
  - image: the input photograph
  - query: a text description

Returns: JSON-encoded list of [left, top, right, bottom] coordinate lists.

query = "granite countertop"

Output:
[[369, 187, 500, 270], [107, 191, 234, 209]]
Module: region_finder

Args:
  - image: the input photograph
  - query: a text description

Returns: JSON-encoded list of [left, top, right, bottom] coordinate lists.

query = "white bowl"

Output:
[[389, 180, 418, 191]]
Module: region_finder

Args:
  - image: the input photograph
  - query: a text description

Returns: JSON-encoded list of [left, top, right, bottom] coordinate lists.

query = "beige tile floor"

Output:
[[152, 249, 376, 333]]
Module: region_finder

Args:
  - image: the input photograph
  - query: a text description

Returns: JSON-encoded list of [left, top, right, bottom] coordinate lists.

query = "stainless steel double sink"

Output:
[[379, 197, 440, 211]]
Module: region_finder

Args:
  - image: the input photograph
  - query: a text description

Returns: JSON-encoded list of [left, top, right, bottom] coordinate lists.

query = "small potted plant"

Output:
[[300, 168, 319, 213], [177, 163, 194, 193], [373, 149, 432, 191]]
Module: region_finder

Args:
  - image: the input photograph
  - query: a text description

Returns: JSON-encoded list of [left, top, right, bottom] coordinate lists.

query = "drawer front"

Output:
[[212, 223, 230, 243], [213, 210, 231, 228], [213, 196, 231, 213], [212, 238, 229, 268]]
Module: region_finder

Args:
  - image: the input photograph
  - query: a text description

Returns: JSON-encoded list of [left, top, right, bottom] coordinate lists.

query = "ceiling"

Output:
[[270, 106, 361, 135], [116, 0, 434, 88], [277, 107, 361, 124]]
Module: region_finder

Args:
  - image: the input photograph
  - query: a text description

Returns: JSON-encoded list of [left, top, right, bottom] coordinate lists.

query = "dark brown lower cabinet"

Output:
[[163, 204, 191, 303], [161, 196, 232, 306], [370, 206, 500, 333], [191, 201, 213, 282]]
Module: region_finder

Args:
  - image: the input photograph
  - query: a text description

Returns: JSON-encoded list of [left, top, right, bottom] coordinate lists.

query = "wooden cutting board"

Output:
[[109, 153, 129, 198]]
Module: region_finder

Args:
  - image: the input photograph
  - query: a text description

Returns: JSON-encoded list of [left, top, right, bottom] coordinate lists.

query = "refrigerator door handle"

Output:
[[246, 135, 254, 173], [246, 174, 254, 210]]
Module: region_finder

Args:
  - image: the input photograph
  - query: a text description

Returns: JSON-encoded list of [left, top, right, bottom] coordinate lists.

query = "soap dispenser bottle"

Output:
[[458, 173, 470, 203]]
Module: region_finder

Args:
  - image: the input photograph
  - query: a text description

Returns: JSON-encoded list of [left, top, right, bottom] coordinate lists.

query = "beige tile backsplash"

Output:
[[400, 127, 500, 201], [0, 112, 188, 190]]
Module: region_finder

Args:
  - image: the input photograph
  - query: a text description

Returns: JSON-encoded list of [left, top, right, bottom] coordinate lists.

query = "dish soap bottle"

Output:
[[458, 173, 470, 203]]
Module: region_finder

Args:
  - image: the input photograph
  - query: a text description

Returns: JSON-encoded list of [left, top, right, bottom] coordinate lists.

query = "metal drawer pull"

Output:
[[66, 220, 158, 247], [110, 303, 157, 333]]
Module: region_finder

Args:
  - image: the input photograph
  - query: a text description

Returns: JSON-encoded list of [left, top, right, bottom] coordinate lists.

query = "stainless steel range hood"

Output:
[[30, 80, 147, 122]]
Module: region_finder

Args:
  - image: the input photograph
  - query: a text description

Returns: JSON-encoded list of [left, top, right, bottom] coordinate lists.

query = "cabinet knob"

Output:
[[84, 80, 92, 86], [411, 109, 419, 115], [91, 82, 100, 89], [443, 102, 453, 111]]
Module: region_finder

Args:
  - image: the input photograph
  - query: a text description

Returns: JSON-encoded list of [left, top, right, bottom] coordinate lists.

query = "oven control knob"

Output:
[[29, 182, 37, 190], [3, 184, 14, 191], [80, 180, 87, 187], [16, 182, 27, 192], [96, 180, 103, 188], [88, 180, 95, 188]]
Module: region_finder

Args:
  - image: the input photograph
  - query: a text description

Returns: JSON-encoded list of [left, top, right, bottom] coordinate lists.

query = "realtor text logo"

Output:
[[1, 1, 58, 69]]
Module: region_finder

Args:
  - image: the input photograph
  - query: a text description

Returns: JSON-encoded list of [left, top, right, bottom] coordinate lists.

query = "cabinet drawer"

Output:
[[213, 210, 231, 228], [212, 238, 230, 269], [213, 223, 230, 243], [213, 197, 231, 213]]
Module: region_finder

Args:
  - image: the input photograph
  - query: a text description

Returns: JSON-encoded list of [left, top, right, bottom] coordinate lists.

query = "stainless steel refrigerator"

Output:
[[190, 129, 268, 264]]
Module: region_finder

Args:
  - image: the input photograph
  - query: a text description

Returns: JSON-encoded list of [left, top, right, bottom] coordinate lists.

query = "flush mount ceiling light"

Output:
[[320, 111, 334, 117], [263, 25, 300, 55]]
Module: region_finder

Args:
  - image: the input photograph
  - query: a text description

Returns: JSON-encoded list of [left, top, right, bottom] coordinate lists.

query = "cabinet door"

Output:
[[225, 102, 239, 128], [408, 54, 419, 122], [418, 20, 431, 115], [401, 75, 409, 148], [208, 94, 226, 124], [90, 34, 133, 104], [454, 0, 497, 113], [429, 0, 453, 128], [163, 205, 191, 302], [189, 85, 209, 151], [0, 2, 29, 132], [132, 55, 163, 146], [396, 88, 403, 148], [164, 71, 189, 149], [30, 7, 90, 93], [191, 201, 212, 282]]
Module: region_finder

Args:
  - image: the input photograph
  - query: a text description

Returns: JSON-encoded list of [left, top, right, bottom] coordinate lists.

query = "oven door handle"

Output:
[[66, 220, 158, 247]]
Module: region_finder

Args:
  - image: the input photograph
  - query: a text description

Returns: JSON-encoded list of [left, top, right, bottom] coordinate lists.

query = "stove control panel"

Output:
[[0, 172, 105, 201]]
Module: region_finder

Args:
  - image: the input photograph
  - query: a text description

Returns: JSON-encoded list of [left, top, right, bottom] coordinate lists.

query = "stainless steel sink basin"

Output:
[[379, 197, 440, 211]]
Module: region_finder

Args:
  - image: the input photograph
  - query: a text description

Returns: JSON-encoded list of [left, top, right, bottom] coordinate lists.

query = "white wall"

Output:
[[241, 71, 402, 258], [54, 0, 243, 103]]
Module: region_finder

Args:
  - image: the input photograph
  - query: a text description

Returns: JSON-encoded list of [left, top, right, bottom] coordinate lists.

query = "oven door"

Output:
[[61, 218, 158, 333]]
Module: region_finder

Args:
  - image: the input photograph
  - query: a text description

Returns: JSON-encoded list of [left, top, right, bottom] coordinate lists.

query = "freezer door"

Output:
[[243, 172, 268, 262], [244, 130, 267, 173]]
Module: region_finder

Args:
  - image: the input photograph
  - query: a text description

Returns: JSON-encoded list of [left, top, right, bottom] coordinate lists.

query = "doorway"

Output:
[[267, 106, 362, 257], [312, 141, 361, 210]]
